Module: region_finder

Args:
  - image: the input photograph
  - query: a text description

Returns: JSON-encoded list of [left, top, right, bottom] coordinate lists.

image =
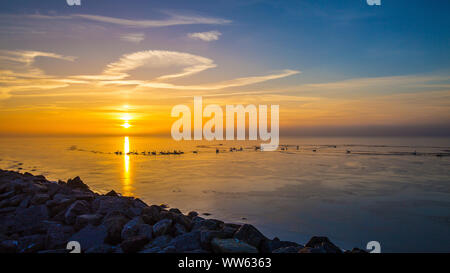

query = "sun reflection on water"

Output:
[[123, 136, 132, 196]]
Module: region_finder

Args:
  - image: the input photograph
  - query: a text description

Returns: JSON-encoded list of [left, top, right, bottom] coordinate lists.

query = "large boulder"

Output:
[[121, 217, 144, 241], [233, 224, 268, 248], [166, 231, 202, 252], [74, 214, 103, 230], [69, 224, 108, 252], [120, 235, 149, 253], [45, 222, 75, 249], [152, 219, 172, 237], [211, 238, 258, 253], [66, 177, 89, 191], [64, 200, 91, 225], [304, 236, 342, 253], [141, 205, 162, 225], [260, 238, 302, 253], [103, 211, 130, 245]]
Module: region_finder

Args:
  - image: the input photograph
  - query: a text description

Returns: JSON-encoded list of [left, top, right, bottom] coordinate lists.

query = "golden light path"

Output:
[[123, 136, 132, 196]]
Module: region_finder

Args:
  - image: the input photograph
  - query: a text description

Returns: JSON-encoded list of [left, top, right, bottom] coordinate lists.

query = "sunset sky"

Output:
[[0, 0, 449, 136]]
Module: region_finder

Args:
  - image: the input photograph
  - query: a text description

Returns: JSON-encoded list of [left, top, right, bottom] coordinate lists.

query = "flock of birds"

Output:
[[112, 144, 355, 156]]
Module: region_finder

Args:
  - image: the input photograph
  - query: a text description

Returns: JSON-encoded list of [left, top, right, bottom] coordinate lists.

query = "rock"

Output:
[[188, 211, 198, 218], [18, 234, 45, 253], [105, 190, 118, 197], [298, 247, 327, 253], [121, 217, 144, 241], [92, 196, 136, 217], [138, 224, 153, 241], [152, 219, 172, 237], [74, 214, 103, 230], [139, 246, 161, 253], [200, 230, 232, 250], [166, 231, 201, 252], [0, 240, 19, 253], [31, 193, 50, 205], [304, 236, 342, 253], [174, 223, 187, 236], [169, 208, 182, 214], [160, 245, 176, 253], [191, 218, 223, 231], [69, 224, 108, 252], [45, 222, 75, 249], [103, 212, 130, 245], [173, 213, 192, 230], [260, 238, 301, 253], [73, 191, 95, 201], [85, 244, 115, 253], [273, 246, 303, 253], [120, 235, 149, 253], [143, 235, 173, 250], [141, 205, 162, 225], [211, 238, 258, 253], [67, 176, 89, 191], [64, 200, 91, 225], [0, 191, 15, 201], [233, 224, 268, 248], [2, 205, 49, 235]]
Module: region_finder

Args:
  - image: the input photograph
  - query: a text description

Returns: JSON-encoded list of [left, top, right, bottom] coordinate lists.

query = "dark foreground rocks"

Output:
[[0, 169, 364, 253]]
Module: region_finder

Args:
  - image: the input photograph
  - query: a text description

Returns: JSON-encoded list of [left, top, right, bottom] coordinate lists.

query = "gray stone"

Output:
[[69, 224, 108, 252], [273, 246, 303, 253], [65, 200, 91, 225], [304, 236, 342, 253], [233, 224, 267, 248], [31, 193, 50, 205], [45, 222, 75, 249], [211, 238, 258, 253], [120, 235, 149, 253], [167, 231, 201, 252], [74, 214, 103, 230], [152, 218, 172, 237]]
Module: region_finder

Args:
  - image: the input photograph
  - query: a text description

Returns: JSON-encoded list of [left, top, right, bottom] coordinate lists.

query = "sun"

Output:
[[121, 122, 131, 129]]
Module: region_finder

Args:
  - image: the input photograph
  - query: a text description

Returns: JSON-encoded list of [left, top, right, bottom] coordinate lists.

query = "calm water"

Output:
[[0, 136, 449, 252]]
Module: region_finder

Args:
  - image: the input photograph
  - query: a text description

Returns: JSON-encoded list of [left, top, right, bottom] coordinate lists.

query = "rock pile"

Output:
[[0, 169, 364, 253]]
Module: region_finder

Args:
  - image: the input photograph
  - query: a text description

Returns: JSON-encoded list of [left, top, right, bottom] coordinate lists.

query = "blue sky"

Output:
[[0, 0, 449, 136]]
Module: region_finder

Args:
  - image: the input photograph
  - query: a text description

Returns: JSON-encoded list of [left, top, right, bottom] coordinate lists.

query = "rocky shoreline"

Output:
[[0, 169, 365, 253]]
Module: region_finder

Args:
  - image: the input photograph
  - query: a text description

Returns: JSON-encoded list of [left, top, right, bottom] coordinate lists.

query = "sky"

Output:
[[0, 0, 449, 137]]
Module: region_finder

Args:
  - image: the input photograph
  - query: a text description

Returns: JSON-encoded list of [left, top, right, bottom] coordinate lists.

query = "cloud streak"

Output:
[[188, 31, 221, 42], [27, 13, 231, 28]]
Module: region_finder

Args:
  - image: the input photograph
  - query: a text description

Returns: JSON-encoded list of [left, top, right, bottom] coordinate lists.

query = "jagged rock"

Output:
[[166, 231, 201, 252], [67, 177, 89, 191], [260, 238, 302, 253], [2, 205, 49, 235], [69, 224, 108, 252], [92, 196, 136, 217], [120, 235, 149, 253], [31, 193, 50, 205], [74, 214, 103, 230], [45, 222, 75, 249], [121, 217, 144, 241], [174, 222, 187, 236], [200, 230, 232, 250], [105, 190, 118, 197], [304, 236, 342, 253], [152, 219, 172, 237], [187, 211, 198, 218], [138, 224, 153, 241], [169, 208, 182, 214], [103, 211, 130, 245], [298, 247, 327, 253], [191, 218, 223, 231], [143, 235, 173, 250], [211, 238, 258, 253], [273, 246, 304, 253], [233, 224, 268, 248], [64, 200, 91, 225]]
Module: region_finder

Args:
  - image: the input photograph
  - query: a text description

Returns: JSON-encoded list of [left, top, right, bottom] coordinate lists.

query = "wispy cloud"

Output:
[[188, 30, 221, 42], [120, 33, 145, 43], [26, 13, 231, 28]]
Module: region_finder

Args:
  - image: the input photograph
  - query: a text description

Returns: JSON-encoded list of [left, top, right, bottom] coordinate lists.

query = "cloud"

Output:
[[27, 13, 231, 28], [120, 33, 145, 43], [188, 31, 221, 42]]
